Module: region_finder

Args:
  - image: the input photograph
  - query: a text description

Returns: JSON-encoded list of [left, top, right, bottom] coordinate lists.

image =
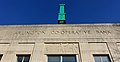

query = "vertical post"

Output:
[[29, 42, 45, 62], [107, 42, 120, 62], [1, 41, 17, 62]]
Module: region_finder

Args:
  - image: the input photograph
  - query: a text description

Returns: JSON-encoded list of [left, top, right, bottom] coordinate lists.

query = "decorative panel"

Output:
[[45, 42, 79, 54]]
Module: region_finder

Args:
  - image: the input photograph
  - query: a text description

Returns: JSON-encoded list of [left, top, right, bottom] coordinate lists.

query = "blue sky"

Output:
[[0, 0, 120, 24]]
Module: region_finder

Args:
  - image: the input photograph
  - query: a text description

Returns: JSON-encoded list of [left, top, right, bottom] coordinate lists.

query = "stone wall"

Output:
[[0, 24, 119, 62]]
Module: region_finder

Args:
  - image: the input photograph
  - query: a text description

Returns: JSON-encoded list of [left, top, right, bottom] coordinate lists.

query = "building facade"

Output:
[[0, 24, 120, 62]]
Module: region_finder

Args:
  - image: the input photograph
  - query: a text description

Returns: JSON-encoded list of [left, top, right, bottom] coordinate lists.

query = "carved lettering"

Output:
[[96, 30, 111, 34], [83, 30, 91, 34], [51, 30, 91, 35], [15, 30, 45, 35], [14, 30, 113, 36]]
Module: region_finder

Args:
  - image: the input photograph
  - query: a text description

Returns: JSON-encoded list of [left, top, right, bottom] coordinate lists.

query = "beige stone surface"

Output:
[[45, 42, 79, 54], [0, 24, 119, 40], [0, 24, 119, 62], [30, 42, 45, 62], [107, 42, 120, 62]]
